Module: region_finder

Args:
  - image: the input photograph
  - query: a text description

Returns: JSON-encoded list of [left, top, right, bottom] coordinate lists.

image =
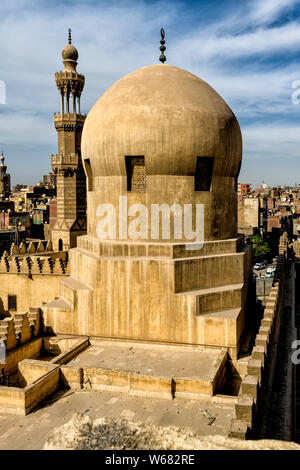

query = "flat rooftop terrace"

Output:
[[69, 341, 226, 382]]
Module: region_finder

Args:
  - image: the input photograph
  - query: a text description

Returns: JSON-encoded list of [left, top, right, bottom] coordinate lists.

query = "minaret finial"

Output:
[[68, 28, 72, 45], [159, 28, 166, 64]]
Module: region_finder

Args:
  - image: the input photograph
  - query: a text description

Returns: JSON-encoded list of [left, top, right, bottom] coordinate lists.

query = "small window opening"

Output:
[[8, 295, 17, 311], [125, 156, 146, 192], [195, 157, 214, 191]]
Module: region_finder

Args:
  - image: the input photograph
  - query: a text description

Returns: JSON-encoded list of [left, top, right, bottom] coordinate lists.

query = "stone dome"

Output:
[[62, 44, 78, 62], [81, 64, 242, 179]]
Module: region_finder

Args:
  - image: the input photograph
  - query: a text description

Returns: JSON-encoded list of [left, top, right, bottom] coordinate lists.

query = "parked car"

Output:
[[266, 266, 276, 274], [254, 262, 265, 270], [264, 272, 274, 279]]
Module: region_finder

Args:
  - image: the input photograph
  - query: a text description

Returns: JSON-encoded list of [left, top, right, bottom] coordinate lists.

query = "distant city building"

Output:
[[13, 184, 27, 191], [43, 172, 56, 186], [238, 196, 260, 235], [0, 152, 11, 201], [237, 182, 252, 195], [49, 199, 57, 228]]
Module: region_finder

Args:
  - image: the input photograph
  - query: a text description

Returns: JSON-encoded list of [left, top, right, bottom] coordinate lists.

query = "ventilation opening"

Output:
[[8, 295, 17, 311], [125, 156, 146, 192], [195, 157, 214, 191], [83, 158, 93, 191]]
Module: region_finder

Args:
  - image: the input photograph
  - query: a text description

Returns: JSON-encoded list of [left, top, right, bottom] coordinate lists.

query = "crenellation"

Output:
[[0, 317, 18, 351], [0, 310, 41, 354], [228, 255, 285, 439], [41, 257, 53, 274], [10, 243, 19, 256], [46, 240, 53, 251], [0, 253, 68, 275], [37, 241, 45, 253], [18, 242, 27, 254], [0, 256, 9, 272], [28, 242, 36, 254], [10, 257, 21, 273], [31, 257, 42, 274]]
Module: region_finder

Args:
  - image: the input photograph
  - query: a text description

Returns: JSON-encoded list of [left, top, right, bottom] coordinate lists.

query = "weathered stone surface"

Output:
[[241, 374, 259, 400], [235, 394, 255, 425], [44, 414, 300, 450]]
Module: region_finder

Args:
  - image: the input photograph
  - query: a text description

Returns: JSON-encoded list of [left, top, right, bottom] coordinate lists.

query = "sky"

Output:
[[1, 0, 300, 188]]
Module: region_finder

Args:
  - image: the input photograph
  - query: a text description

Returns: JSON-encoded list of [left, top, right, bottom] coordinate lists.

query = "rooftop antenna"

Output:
[[159, 28, 166, 64], [68, 28, 72, 45]]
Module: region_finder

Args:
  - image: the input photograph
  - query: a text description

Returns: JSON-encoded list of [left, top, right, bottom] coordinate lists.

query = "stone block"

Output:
[[228, 419, 249, 440], [241, 374, 259, 401], [235, 394, 255, 425], [247, 358, 262, 383], [252, 345, 265, 365], [60, 366, 83, 390]]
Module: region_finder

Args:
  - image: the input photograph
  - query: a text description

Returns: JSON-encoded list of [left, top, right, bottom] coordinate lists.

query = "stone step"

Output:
[[174, 252, 246, 293], [177, 283, 243, 315], [193, 307, 242, 355], [60, 276, 93, 307], [43, 297, 72, 311], [76, 236, 244, 259]]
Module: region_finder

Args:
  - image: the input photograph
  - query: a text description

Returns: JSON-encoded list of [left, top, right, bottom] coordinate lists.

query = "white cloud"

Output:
[[0, 0, 300, 186], [174, 22, 300, 65], [249, 0, 300, 25], [242, 122, 300, 160]]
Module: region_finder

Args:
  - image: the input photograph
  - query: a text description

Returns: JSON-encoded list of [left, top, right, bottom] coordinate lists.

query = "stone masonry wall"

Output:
[[228, 255, 285, 439]]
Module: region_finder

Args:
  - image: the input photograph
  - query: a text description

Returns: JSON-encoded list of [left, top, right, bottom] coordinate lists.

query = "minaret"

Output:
[[51, 29, 87, 251], [0, 152, 11, 201]]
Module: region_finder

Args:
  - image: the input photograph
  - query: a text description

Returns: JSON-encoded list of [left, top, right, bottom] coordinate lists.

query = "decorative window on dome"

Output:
[[125, 156, 146, 192], [195, 157, 214, 191]]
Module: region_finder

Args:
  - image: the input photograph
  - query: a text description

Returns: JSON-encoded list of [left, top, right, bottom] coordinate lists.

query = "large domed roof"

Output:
[[81, 64, 242, 178]]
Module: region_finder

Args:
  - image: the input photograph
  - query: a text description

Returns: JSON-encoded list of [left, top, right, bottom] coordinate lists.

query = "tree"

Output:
[[249, 235, 271, 263]]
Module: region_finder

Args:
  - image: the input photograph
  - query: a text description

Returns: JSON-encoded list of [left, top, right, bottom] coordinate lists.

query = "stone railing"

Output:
[[228, 255, 285, 439]]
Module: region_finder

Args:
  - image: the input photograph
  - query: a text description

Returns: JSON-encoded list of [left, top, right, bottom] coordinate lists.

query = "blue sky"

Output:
[[1, 0, 300, 187]]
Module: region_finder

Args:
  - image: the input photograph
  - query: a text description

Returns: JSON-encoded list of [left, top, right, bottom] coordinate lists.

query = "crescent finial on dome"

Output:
[[61, 29, 78, 72], [159, 28, 166, 64]]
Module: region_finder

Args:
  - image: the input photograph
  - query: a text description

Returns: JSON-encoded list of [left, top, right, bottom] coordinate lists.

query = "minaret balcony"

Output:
[[51, 153, 79, 171], [54, 113, 86, 121], [55, 71, 85, 80]]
